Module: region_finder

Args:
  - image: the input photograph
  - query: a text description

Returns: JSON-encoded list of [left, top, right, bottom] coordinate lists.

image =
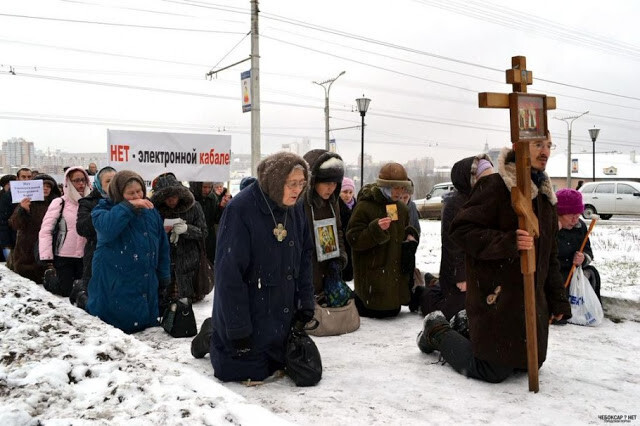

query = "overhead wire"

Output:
[[0, 13, 245, 34]]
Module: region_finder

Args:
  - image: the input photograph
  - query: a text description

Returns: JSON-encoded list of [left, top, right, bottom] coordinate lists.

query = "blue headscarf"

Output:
[[94, 166, 117, 198]]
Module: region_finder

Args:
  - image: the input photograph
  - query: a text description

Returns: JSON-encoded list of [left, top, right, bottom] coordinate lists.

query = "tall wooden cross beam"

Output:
[[478, 56, 556, 393]]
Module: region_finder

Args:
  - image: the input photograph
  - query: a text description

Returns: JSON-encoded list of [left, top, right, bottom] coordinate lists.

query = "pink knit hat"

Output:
[[342, 177, 355, 192], [556, 188, 584, 215]]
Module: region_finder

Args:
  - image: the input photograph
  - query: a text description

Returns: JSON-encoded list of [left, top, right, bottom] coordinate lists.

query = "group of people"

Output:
[[3, 131, 596, 386], [1, 165, 231, 334]]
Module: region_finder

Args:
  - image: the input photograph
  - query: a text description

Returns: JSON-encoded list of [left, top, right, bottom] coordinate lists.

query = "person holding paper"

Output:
[[38, 166, 91, 297], [8, 174, 61, 283], [150, 173, 207, 304], [87, 170, 170, 333], [0, 168, 31, 265], [346, 162, 419, 318]]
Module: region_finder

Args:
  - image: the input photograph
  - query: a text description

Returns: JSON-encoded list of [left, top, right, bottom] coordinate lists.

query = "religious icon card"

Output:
[[313, 217, 340, 262], [386, 204, 399, 221], [509, 93, 548, 142]]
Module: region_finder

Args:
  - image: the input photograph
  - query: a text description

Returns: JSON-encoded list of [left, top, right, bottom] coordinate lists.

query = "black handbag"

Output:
[[193, 240, 214, 300], [161, 299, 197, 338], [35, 198, 66, 265], [285, 325, 322, 387]]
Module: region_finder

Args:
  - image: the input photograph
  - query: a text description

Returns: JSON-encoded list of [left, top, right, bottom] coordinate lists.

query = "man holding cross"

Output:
[[416, 132, 572, 383]]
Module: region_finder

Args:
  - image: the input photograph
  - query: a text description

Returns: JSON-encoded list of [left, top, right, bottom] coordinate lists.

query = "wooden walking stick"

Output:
[[563, 218, 598, 288], [479, 56, 556, 393]]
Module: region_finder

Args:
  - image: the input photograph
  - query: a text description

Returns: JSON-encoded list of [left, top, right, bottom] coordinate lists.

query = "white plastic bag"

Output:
[[567, 266, 604, 326]]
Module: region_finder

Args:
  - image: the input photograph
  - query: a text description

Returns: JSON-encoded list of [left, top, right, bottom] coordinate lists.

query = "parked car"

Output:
[[414, 182, 455, 220], [579, 181, 640, 220]]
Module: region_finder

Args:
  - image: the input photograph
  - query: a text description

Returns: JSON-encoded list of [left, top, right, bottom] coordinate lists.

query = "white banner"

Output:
[[107, 130, 231, 183], [11, 180, 44, 203]]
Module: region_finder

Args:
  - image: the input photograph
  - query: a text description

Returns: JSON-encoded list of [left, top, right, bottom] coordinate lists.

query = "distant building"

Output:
[[546, 150, 639, 190], [1, 137, 36, 174]]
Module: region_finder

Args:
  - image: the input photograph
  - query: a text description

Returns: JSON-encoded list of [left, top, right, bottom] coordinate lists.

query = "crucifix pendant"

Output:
[[273, 223, 287, 242]]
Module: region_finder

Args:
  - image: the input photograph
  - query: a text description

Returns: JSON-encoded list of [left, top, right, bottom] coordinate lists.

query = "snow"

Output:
[[1, 219, 639, 425]]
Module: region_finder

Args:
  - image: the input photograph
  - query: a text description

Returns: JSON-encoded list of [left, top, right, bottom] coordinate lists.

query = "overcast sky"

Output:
[[1, 0, 639, 167]]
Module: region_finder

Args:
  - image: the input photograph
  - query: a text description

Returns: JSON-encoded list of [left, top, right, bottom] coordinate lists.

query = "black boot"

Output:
[[416, 310, 451, 354], [449, 309, 470, 340], [191, 317, 213, 359]]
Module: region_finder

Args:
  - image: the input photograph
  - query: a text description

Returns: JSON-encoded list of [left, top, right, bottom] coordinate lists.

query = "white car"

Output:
[[579, 181, 640, 220], [414, 182, 455, 220]]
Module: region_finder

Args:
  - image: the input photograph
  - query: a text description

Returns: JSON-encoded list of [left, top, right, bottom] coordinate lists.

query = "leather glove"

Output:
[[230, 336, 252, 358], [172, 221, 188, 235]]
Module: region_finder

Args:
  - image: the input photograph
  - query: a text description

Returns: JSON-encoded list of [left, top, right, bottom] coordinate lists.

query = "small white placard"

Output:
[[11, 180, 44, 203], [163, 218, 182, 227]]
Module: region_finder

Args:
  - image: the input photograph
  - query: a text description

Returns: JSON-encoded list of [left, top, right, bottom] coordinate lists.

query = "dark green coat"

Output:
[[346, 184, 418, 311]]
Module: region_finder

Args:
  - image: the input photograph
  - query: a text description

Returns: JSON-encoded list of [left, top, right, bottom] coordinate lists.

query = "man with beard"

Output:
[[417, 132, 571, 383]]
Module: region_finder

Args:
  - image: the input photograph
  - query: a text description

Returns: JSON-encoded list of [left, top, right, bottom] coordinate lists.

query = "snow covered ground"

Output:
[[1, 219, 639, 425]]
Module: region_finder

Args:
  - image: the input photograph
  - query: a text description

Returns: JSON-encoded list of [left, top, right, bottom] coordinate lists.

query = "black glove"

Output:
[[401, 240, 418, 274], [230, 336, 252, 358], [293, 309, 315, 327]]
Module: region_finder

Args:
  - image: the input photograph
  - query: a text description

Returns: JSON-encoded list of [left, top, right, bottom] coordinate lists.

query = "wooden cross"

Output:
[[478, 56, 556, 393]]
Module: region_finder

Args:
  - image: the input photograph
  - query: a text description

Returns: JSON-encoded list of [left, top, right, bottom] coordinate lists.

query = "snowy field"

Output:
[[1, 219, 639, 425]]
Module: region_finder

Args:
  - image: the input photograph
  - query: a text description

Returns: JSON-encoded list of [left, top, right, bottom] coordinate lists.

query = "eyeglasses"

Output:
[[532, 142, 556, 151], [70, 178, 87, 184], [285, 180, 307, 189]]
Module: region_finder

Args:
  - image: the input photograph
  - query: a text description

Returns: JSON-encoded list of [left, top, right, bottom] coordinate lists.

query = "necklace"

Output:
[[259, 185, 288, 242]]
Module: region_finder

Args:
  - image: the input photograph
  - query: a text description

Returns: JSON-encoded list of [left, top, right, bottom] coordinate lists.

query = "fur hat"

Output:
[[303, 149, 344, 185], [377, 162, 410, 189], [108, 170, 146, 204], [33, 173, 61, 200], [257, 151, 309, 208], [150, 172, 195, 215], [556, 188, 584, 215], [342, 177, 355, 192], [0, 174, 16, 188]]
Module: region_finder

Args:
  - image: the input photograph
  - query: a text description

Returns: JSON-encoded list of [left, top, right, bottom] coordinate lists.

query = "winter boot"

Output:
[[191, 317, 213, 359], [43, 268, 61, 295], [449, 309, 470, 340], [69, 279, 85, 305], [417, 310, 451, 354]]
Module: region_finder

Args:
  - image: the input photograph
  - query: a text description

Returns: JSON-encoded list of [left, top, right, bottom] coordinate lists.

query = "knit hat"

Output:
[[108, 170, 146, 204], [303, 149, 344, 184], [376, 162, 411, 189], [475, 159, 493, 179], [556, 188, 584, 215], [257, 151, 309, 208], [240, 176, 257, 191], [342, 177, 355, 192]]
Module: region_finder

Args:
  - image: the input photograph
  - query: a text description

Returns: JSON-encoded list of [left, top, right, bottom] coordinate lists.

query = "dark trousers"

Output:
[[54, 256, 84, 297], [439, 330, 514, 383], [354, 295, 401, 319]]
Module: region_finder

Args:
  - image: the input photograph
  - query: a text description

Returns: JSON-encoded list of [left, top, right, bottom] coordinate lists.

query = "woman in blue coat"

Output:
[[202, 152, 316, 382], [87, 170, 171, 334]]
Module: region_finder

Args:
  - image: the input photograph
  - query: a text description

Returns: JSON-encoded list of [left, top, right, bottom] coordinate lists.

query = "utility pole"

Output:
[[250, 0, 261, 176], [313, 71, 345, 151], [554, 111, 588, 188]]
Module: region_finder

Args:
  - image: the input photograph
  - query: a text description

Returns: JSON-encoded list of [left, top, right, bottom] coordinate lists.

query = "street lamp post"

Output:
[[554, 111, 588, 188], [356, 95, 371, 190], [313, 71, 346, 151], [588, 127, 601, 182]]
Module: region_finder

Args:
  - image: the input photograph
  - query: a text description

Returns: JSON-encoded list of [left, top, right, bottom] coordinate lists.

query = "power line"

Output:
[[0, 13, 245, 34], [0, 38, 212, 68], [262, 35, 477, 93]]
